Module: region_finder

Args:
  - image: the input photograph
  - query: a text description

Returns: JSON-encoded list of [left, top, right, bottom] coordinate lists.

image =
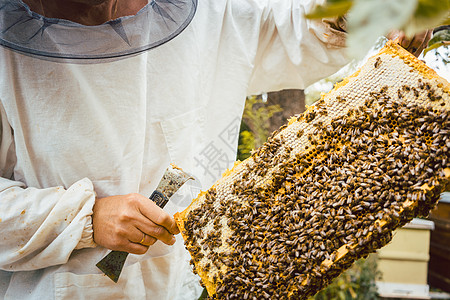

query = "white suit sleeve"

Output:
[[0, 105, 97, 272], [246, 0, 349, 95]]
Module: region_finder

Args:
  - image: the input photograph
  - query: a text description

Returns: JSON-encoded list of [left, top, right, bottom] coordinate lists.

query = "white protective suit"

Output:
[[0, 0, 348, 298]]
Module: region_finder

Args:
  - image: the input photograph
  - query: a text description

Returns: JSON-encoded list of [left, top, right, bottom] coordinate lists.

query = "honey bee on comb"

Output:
[[174, 41, 450, 300]]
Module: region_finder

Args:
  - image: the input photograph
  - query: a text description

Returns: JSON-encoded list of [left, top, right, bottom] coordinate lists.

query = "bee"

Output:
[[374, 57, 382, 68]]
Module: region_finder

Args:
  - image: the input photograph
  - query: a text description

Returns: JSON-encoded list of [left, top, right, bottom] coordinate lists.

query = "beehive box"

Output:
[[174, 41, 450, 300], [376, 218, 434, 298]]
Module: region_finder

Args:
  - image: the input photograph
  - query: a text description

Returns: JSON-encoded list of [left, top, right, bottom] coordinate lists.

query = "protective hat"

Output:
[[0, 0, 197, 62]]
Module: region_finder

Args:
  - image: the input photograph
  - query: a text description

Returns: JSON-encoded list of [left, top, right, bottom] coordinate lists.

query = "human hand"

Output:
[[92, 193, 180, 254], [387, 30, 433, 57]]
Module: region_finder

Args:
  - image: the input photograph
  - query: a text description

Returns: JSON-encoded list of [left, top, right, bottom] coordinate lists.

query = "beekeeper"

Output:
[[0, 0, 430, 299]]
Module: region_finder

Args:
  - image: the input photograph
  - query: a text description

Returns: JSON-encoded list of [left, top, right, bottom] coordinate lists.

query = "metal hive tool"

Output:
[[174, 41, 450, 300]]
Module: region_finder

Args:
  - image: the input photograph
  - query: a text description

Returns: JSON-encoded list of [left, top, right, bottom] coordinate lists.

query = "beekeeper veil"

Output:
[[0, 0, 197, 62]]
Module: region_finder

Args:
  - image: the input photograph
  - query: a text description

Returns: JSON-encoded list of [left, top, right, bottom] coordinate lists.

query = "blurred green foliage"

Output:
[[312, 255, 381, 300], [424, 27, 450, 56], [306, 0, 450, 58], [237, 96, 282, 161]]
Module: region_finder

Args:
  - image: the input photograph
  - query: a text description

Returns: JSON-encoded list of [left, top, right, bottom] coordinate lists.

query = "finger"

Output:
[[425, 29, 433, 42], [120, 229, 156, 254], [397, 31, 409, 48], [386, 30, 401, 41], [140, 234, 157, 247], [139, 200, 180, 235], [128, 229, 157, 247], [408, 35, 425, 56], [108, 227, 150, 254], [403, 30, 432, 57], [125, 242, 149, 255], [416, 30, 433, 56], [138, 220, 177, 245], [399, 32, 423, 53], [397, 33, 422, 57]]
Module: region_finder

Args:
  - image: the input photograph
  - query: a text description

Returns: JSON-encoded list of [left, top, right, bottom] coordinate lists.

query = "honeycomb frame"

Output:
[[175, 41, 450, 299]]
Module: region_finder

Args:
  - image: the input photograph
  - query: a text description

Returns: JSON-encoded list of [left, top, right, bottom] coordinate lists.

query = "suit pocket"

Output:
[[160, 107, 206, 171]]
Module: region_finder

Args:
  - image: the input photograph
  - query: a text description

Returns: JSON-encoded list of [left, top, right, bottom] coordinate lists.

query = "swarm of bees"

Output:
[[174, 41, 450, 299]]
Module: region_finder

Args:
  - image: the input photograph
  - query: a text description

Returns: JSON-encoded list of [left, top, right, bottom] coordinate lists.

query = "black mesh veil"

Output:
[[0, 0, 197, 62]]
